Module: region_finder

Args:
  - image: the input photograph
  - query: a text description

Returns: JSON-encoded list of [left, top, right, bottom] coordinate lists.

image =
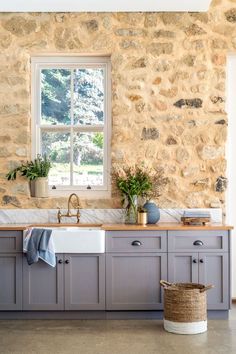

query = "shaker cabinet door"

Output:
[[198, 253, 229, 310], [106, 253, 167, 310], [168, 253, 199, 284], [0, 253, 22, 310], [23, 254, 64, 310], [64, 254, 105, 310]]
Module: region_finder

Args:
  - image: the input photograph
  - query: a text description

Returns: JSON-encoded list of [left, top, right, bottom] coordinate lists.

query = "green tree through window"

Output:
[[33, 57, 110, 190]]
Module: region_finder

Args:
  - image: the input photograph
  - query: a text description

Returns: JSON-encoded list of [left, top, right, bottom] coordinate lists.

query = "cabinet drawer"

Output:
[[0, 231, 23, 253], [106, 231, 167, 252], [168, 231, 228, 252]]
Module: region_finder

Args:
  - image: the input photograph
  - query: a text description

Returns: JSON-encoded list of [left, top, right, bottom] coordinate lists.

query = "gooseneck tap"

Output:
[[57, 193, 81, 223]]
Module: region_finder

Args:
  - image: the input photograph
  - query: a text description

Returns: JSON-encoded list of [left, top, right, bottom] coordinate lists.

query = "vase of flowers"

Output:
[[113, 164, 152, 224], [113, 164, 168, 224], [124, 195, 138, 224]]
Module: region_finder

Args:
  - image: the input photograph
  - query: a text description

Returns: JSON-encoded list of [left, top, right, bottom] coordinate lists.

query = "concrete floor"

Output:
[[1, 310, 236, 354]]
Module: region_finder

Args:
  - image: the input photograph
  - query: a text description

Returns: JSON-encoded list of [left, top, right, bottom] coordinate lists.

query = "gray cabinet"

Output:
[[168, 253, 199, 284], [168, 252, 229, 309], [106, 231, 167, 253], [0, 231, 23, 311], [23, 254, 105, 311], [0, 253, 22, 310], [23, 254, 64, 311], [106, 231, 167, 310], [0, 231, 23, 253], [0, 228, 231, 315], [64, 254, 105, 310], [199, 253, 229, 310], [168, 231, 230, 310], [168, 230, 228, 253], [106, 253, 167, 310]]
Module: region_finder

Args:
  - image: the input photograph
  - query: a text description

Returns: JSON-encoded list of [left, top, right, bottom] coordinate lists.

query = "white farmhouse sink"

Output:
[[24, 227, 105, 254]]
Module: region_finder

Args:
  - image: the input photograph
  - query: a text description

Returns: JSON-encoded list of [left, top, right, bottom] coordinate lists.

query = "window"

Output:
[[32, 56, 111, 196]]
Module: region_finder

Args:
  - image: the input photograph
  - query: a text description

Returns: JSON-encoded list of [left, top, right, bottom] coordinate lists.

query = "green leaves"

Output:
[[114, 166, 152, 200], [41, 68, 104, 126], [92, 132, 103, 149], [6, 154, 52, 181], [113, 164, 168, 207]]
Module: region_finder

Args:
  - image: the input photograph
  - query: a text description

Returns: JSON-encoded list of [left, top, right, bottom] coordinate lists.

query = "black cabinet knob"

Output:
[[200, 259, 204, 263], [65, 260, 70, 264], [131, 240, 142, 246], [193, 259, 198, 264], [193, 240, 204, 246], [58, 259, 63, 264]]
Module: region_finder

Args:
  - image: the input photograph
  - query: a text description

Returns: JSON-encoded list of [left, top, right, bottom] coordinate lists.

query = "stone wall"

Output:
[[0, 0, 235, 209]]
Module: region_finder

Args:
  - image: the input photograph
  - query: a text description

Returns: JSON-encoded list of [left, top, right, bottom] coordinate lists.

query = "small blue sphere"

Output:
[[143, 201, 160, 224]]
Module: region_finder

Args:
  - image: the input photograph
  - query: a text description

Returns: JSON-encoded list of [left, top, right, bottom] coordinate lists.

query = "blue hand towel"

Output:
[[23, 228, 56, 267]]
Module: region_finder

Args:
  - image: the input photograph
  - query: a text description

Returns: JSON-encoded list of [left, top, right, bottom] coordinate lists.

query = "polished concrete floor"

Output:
[[1, 309, 236, 354]]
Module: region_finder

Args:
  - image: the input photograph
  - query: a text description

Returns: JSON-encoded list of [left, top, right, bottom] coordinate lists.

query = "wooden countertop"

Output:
[[0, 223, 233, 231], [29, 223, 103, 228], [0, 223, 102, 231], [101, 223, 234, 231], [0, 224, 29, 230]]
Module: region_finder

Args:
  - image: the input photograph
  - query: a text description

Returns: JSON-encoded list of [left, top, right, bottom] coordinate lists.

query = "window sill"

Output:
[[48, 189, 111, 199]]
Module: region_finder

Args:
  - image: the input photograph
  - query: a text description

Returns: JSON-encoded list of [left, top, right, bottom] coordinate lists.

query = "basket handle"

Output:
[[200, 284, 214, 292], [160, 280, 172, 288]]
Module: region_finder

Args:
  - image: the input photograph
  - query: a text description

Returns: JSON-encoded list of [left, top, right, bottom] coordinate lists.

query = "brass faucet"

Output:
[[57, 193, 81, 223]]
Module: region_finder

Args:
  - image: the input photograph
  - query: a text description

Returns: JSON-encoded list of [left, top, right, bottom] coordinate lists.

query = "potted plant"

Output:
[[113, 164, 152, 224], [6, 154, 52, 198]]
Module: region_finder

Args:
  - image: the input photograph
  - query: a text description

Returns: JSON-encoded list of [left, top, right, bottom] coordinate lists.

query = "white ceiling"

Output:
[[0, 0, 212, 13]]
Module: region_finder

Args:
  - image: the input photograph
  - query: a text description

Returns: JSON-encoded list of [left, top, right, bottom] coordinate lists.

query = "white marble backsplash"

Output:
[[0, 208, 222, 224]]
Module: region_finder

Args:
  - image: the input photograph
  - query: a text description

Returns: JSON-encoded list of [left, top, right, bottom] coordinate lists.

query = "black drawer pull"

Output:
[[193, 240, 204, 246], [200, 259, 204, 263], [131, 240, 142, 246], [193, 259, 198, 264], [58, 259, 63, 264], [65, 259, 70, 264]]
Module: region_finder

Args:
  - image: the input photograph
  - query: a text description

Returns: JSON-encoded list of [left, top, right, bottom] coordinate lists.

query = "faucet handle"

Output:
[[57, 207, 62, 223], [76, 210, 81, 223]]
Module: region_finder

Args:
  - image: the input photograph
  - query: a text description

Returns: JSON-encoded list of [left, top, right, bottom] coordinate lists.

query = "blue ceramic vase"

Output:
[[143, 201, 160, 224]]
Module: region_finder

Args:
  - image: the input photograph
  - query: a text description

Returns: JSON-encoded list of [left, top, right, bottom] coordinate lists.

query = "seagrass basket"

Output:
[[160, 280, 213, 334]]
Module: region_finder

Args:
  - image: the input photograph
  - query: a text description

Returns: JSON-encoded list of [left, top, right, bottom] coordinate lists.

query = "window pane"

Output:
[[73, 132, 104, 186], [41, 69, 71, 125], [73, 68, 104, 125], [41, 131, 71, 186]]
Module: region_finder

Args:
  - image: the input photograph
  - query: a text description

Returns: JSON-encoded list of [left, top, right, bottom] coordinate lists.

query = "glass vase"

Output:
[[124, 195, 138, 224]]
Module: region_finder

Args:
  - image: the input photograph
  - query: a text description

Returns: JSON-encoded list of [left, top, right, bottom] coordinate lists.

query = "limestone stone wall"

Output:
[[0, 0, 235, 209]]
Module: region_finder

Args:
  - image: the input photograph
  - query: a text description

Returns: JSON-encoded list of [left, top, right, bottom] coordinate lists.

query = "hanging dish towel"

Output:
[[23, 228, 56, 267]]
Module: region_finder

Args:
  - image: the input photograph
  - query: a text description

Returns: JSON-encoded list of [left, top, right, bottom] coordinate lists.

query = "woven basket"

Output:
[[160, 280, 213, 335]]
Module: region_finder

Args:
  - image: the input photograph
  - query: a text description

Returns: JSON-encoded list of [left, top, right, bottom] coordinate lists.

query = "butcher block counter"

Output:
[[0, 223, 233, 231]]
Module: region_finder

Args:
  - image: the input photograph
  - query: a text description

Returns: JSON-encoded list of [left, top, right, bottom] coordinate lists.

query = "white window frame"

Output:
[[31, 56, 111, 198]]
